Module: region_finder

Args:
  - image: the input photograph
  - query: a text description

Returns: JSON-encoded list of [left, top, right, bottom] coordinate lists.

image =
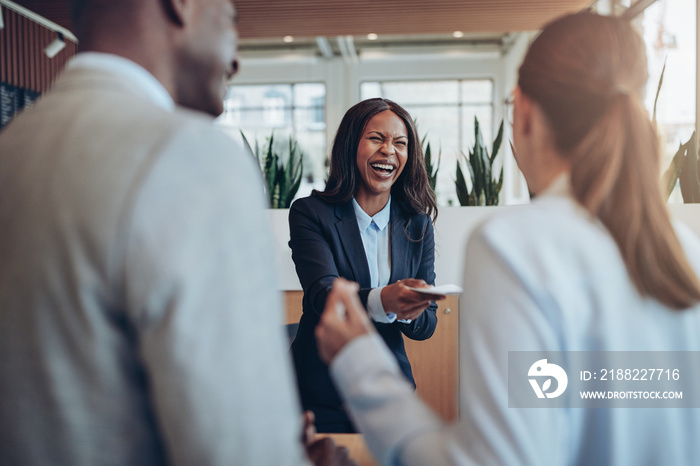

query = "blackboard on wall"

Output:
[[1, 83, 40, 129]]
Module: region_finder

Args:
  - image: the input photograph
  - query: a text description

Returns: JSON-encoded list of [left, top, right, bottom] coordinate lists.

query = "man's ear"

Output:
[[161, 0, 193, 27]]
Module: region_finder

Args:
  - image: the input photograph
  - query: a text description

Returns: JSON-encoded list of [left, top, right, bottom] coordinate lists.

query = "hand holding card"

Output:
[[405, 284, 463, 296]]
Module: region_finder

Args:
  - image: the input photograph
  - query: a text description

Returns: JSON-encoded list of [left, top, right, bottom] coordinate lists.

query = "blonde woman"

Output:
[[315, 12, 700, 466]]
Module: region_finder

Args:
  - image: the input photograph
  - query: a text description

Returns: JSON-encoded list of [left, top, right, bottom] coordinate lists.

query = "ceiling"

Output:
[[233, 0, 594, 39], [9, 0, 71, 30], [12, 0, 594, 42]]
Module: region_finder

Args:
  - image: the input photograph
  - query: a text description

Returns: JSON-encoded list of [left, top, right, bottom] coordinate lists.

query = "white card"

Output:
[[405, 284, 463, 295]]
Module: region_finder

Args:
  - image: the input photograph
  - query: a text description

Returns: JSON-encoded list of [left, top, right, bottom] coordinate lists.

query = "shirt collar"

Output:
[[67, 52, 175, 111], [352, 197, 391, 232], [538, 172, 572, 199]]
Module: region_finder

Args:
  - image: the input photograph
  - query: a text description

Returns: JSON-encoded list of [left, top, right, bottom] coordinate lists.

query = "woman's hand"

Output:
[[316, 278, 375, 364], [380, 279, 445, 321]]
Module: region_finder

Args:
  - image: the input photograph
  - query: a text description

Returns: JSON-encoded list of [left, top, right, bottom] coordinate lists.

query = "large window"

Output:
[[217, 83, 327, 199], [361, 79, 495, 205]]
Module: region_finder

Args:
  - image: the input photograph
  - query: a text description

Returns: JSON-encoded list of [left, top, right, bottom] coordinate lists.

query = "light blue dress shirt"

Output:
[[352, 197, 398, 323]]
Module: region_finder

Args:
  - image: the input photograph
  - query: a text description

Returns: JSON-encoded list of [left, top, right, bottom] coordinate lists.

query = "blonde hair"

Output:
[[519, 12, 700, 309]]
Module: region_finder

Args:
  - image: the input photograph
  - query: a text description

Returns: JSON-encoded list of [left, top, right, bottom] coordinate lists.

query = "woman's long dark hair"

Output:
[[519, 12, 700, 309], [314, 98, 437, 221]]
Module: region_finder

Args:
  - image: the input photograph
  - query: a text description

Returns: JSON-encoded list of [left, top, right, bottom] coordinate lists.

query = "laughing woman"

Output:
[[288, 98, 441, 433]]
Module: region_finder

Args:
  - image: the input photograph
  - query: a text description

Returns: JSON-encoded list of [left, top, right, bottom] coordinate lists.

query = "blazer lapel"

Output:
[[389, 203, 410, 283], [334, 202, 372, 287]]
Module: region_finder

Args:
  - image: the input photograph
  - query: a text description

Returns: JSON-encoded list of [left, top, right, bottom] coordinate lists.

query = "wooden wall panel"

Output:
[[405, 295, 459, 422], [285, 290, 305, 325], [0, 6, 76, 93]]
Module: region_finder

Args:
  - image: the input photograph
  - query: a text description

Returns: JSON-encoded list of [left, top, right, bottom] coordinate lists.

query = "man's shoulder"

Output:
[[28, 66, 227, 144], [164, 108, 237, 148], [0, 82, 255, 203], [2, 80, 212, 147]]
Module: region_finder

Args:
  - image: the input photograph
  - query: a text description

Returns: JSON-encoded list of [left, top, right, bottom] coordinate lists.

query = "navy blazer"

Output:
[[288, 194, 438, 431]]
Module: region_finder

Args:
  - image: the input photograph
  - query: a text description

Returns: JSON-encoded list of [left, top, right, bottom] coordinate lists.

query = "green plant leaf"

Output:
[[473, 118, 489, 199], [424, 141, 431, 164], [264, 133, 277, 199], [470, 151, 482, 200], [431, 150, 441, 192], [240, 131, 255, 160], [285, 175, 302, 207], [491, 120, 504, 164], [461, 151, 475, 193], [662, 138, 690, 199], [455, 116, 505, 206], [652, 57, 667, 127], [493, 167, 504, 206], [455, 160, 470, 206], [271, 181, 281, 209], [422, 135, 441, 194], [680, 131, 700, 203], [245, 131, 305, 208], [283, 136, 305, 208], [254, 138, 260, 167], [481, 144, 492, 202]]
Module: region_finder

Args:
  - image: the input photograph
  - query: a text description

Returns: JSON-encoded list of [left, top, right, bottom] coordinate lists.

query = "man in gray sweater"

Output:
[[0, 0, 349, 464]]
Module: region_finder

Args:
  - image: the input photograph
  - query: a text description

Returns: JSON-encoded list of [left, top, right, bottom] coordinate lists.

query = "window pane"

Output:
[[294, 83, 326, 108], [405, 105, 460, 156], [294, 130, 327, 188], [379, 81, 459, 105], [360, 82, 382, 100], [228, 84, 293, 109], [461, 80, 494, 104], [222, 108, 292, 129], [294, 107, 326, 132]]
